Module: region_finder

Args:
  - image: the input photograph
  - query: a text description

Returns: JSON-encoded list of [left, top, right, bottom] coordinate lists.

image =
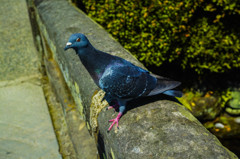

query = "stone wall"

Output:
[[32, 0, 237, 158]]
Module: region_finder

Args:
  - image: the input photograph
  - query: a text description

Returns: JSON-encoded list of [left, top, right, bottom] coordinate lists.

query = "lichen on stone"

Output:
[[90, 89, 108, 134]]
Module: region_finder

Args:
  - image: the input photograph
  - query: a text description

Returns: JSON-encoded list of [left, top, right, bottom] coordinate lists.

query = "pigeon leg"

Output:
[[108, 105, 126, 131]]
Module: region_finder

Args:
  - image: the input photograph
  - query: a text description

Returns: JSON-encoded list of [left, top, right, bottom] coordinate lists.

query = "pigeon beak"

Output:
[[64, 42, 72, 51]]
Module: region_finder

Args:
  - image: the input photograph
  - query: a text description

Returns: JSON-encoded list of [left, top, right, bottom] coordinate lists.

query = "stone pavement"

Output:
[[0, 0, 62, 158]]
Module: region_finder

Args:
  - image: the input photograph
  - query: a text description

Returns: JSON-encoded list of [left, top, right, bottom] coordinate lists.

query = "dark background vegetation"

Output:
[[76, 0, 239, 74]]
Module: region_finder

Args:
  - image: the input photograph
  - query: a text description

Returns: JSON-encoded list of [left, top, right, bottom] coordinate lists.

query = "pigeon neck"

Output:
[[76, 42, 93, 54], [76, 44, 112, 85]]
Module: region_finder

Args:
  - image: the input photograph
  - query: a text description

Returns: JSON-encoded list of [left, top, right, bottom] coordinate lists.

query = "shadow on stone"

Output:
[[97, 132, 106, 159], [125, 94, 182, 114]]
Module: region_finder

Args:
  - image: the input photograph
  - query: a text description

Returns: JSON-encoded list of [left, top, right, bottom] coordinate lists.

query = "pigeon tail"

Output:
[[147, 74, 181, 96], [163, 90, 183, 97]]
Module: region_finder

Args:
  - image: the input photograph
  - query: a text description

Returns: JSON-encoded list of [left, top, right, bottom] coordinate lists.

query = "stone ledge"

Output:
[[0, 83, 62, 159], [33, 0, 237, 158]]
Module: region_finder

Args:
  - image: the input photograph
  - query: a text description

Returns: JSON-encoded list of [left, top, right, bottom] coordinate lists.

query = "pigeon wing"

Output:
[[99, 63, 157, 99]]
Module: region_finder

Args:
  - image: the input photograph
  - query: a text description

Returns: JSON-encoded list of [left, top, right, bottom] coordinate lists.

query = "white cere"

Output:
[[66, 42, 72, 46]]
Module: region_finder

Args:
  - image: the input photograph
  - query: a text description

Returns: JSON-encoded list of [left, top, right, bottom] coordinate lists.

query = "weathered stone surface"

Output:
[[43, 54, 98, 159], [0, 0, 41, 82], [99, 99, 237, 159], [0, 83, 61, 159], [0, 0, 62, 158], [29, 0, 98, 157], [33, 0, 238, 158]]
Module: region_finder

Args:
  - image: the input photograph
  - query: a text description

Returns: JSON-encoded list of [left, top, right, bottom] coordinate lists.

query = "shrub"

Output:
[[75, 0, 240, 74]]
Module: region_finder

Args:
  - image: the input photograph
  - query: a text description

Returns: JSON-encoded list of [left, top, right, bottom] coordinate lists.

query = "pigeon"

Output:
[[64, 33, 182, 131]]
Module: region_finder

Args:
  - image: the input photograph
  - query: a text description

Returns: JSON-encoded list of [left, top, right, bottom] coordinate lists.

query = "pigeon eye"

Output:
[[76, 38, 81, 42]]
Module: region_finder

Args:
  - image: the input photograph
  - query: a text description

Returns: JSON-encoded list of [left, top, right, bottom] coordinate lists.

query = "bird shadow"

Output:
[[97, 132, 106, 159]]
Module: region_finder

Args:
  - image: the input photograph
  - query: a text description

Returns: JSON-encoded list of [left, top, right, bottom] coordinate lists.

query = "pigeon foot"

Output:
[[106, 103, 119, 111], [108, 112, 122, 131]]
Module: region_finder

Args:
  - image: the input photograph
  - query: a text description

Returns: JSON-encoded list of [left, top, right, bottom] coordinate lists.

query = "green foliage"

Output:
[[218, 89, 232, 108], [78, 0, 240, 74]]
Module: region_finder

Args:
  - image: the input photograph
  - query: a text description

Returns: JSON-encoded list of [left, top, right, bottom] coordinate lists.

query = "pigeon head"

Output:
[[64, 33, 89, 51]]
